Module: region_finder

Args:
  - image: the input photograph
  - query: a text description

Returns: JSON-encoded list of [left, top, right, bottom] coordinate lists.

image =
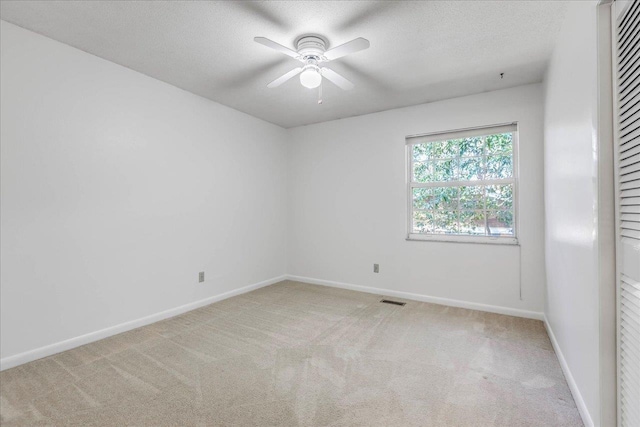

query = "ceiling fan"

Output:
[[254, 35, 370, 93]]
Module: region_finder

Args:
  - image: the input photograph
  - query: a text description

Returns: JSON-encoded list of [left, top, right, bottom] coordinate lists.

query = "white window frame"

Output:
[[406, 123, 519, 245]]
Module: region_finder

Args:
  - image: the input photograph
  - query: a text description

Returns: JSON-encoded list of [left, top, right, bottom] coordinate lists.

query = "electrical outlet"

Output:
[[199, 272, 205, 283], [373, 264, 379, 273]]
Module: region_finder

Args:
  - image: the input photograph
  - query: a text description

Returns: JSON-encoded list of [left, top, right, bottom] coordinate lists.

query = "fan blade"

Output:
[[254, 37, 300, 59], [323, 37, 370, 61], [267, 67, 303, 88], [321, 68, 354, 90]]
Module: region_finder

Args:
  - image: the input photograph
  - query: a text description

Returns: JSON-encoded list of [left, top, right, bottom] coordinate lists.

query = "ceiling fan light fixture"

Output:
[[255, 35, 369, 93], [299, 65, 322, 89]]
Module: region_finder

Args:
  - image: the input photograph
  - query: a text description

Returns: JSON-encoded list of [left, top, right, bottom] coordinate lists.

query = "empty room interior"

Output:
[[0, 1, 639, 426]]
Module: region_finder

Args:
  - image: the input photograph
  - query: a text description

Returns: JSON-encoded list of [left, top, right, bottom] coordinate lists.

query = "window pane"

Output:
[[413, 187, 458, 210], [459, 186, 484, 209], [485, 184, 513, 210], [432, 211, 458, 234], [413, 161, 431, 182], [459, 211, 486, 235], [413, 211, 459, 234], [413, 144, 429, 162], [430, 159, 458, 182], [459, 136, 484, 157], [485, 133, 513, 155], [413, 140, 458, 161], [413, 188, 429, 210], [487, 210, 514, 236], [429, 140, 459, 159], [459, 157, 484, 181], [485, 155, 513, 179], [413, 211, 434, 233]]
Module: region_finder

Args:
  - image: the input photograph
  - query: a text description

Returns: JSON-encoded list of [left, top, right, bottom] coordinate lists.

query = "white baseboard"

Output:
[[543, 315, 593, 427], [286, 275, 544, 320], [0, 275, 286, 371]]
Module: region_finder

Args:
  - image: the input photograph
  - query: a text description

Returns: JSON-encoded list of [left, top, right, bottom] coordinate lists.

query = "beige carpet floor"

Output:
[[1, 280, 582, 426]]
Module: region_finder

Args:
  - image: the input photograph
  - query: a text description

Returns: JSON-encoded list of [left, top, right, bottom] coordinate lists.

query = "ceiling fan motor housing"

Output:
[[296, 35, 327, 60]]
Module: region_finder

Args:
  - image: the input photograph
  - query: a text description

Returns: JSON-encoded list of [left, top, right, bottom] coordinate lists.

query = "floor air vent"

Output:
[[380, 299, 406, 306]]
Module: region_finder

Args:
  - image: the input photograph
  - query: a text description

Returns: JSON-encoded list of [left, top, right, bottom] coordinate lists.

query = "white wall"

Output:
[[287, 84, 546, 316], [0, 21, 288, 362], [543, 2, 609, 426]]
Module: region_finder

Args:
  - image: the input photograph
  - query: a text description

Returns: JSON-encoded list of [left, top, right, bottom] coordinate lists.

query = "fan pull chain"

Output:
[[318, 81, 323, 104]]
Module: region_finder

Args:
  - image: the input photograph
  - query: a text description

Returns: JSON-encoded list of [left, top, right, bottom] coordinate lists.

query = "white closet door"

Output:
[[615, 1, 640, 426]]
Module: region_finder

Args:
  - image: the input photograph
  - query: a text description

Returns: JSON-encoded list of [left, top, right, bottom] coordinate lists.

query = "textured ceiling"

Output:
[[0, 1, 567, 128]]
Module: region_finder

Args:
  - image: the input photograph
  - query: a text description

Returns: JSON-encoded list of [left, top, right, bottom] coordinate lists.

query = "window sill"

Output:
[[406, 234, 519, 246]]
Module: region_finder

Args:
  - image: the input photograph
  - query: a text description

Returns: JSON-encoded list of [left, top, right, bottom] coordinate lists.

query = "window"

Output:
[[406, 123, 518, 244]]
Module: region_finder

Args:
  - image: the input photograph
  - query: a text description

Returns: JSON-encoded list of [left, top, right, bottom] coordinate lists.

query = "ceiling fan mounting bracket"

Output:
[[295, 35, 328, 59]]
